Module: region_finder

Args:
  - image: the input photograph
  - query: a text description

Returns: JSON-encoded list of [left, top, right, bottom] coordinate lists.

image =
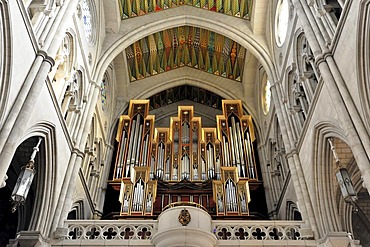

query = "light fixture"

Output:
[[328, 138, 358, 205], [336, 167, 358, 203], [11, 138, 42, 213]]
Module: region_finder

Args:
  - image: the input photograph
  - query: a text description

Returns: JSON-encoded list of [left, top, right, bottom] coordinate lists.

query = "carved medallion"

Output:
[[178, 208, 191, 226]]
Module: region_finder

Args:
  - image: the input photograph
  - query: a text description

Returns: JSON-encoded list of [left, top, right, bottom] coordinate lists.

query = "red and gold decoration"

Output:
[[126, 26, 246, 82], [118, 0, 253, 19]]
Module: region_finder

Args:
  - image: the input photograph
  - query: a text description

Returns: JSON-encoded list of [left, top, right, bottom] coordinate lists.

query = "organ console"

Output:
[[111, 99, 258, 218]]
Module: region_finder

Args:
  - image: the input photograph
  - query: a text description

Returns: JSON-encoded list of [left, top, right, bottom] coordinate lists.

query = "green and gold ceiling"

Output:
[[126, 26, 246, 82], [118, 0, 253, 19]]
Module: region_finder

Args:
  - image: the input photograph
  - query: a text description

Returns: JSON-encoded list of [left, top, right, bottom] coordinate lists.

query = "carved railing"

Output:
[[63, 220, 305, 242], [212, 220, 302, 240], [65, 220, 157, 240]]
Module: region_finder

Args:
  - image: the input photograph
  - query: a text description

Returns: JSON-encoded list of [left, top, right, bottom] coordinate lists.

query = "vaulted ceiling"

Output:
[[118, 0, 253, 19], [126, 26, 246, 82], [101, 0, 271, 124]]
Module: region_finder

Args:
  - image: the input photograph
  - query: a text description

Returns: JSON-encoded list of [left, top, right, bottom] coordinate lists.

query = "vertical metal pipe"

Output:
[[141, 135, 148, 166], [236, 122, 246, 177], [150, 155, 155, 179], [232, 184, 237, 211], [117, 131, 127, 178], [133, 183, 138, 211], [139, 182, 144, 211], [131, 115, 141, 165], [135, 124, 143, 166], [165, 157, 170, 180], [201, 158, 206, 180], [126, 119, 136, 176], [236, 122, 245, 164], [227, 182, 231, 211], [231, 117, 240, 164], [223, 136, 230, 166], [229, 127, 236, 165], [246, 133, 255, 179]]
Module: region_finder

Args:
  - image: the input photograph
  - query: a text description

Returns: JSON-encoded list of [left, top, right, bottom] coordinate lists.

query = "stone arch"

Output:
[[313, 121, 353, 238], [20, 122, 57, 236], [67, 200, 84, 220], [92, 10, 276, 90], [0, 0, 11, 127], [1, 121, 57, 244], [286, 200, 302, 220], [336, 158, 361, 235], [357, 0, 370, 130]]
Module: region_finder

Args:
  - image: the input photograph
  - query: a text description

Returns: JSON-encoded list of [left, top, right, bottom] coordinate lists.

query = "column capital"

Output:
[[37, 50, 55, 67]]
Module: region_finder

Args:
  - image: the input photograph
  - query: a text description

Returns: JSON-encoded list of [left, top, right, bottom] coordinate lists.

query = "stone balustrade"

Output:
[[212, 220, 302, 240], [63, 219, 306, 242], [65, 220, 157, 240]]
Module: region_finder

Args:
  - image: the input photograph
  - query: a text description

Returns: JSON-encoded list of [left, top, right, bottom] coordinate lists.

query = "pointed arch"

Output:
[[0, 0, 11, 127], [357, 0, 370, 130], [13, 121, 57, 237], [313, 121, 351, 238]]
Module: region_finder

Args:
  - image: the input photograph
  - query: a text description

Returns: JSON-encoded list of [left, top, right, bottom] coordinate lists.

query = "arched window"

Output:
[[287, 33, 320, 138], [261, 72, 271, 115], [67, 201, 84, 220], [22, 0, 62, 37], [297, 34, 320, 104], [62, 70, 85, 130], [286, 201, 302, 220], [311, 0, 345, 39], [287, 73, 307, 136], [49, 33, 75, 102]]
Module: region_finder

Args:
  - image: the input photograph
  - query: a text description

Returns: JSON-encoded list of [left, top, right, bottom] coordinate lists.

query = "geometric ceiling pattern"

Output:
[[126, 26, 246, 82], [118, 0, 253, 19]]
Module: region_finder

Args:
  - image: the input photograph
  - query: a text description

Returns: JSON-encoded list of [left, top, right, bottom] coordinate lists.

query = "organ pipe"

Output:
[[229, 126, 237, 165], [114, 100, 255, 216], [126, 118, 136, 177], [246, 132, 255, 179], [131, 115, 141, 165], [236, 122, 246, 177]]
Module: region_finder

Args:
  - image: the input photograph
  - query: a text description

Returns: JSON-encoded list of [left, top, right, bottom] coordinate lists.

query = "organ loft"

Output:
[[109, 99, 262, 219]]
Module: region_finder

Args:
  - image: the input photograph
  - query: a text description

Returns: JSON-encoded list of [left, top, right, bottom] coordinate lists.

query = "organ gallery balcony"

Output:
[[53, 204, 315, 246]]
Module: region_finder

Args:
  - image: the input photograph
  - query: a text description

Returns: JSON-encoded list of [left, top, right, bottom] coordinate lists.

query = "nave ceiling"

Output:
[[99, 0, 271, 126]]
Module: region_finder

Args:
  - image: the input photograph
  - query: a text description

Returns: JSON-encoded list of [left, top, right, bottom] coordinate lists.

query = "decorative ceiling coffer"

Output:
[[126, 26, 246, 82]]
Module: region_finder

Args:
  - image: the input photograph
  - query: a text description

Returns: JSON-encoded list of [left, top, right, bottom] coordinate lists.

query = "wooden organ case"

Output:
[[110, 100, 258, 218]]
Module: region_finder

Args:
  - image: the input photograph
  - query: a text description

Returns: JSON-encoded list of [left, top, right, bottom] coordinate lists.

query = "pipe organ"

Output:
[[111, 99, 258, 217]]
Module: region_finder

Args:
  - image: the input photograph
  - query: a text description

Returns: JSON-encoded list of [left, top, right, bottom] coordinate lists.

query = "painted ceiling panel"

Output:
[[126, 26, 246, 82], [118, 0, 253, 19]]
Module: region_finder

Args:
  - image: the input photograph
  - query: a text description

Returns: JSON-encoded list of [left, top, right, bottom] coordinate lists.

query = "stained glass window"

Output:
[[82, 0, 93, 44], [101, 79, 108, 112], [262, 75, 271, 115], [275, 0, 289, 47]]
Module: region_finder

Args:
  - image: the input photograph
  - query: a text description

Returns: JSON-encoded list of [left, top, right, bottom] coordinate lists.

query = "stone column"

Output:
[[270, 82, 316, 239], [52, 82, 101, 234], [292, 0, 370, 193], [0, 51, 54, 189]]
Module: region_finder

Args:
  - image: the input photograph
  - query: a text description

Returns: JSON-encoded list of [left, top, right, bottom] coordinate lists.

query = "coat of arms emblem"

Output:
[[178, 208, 191, 226]]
